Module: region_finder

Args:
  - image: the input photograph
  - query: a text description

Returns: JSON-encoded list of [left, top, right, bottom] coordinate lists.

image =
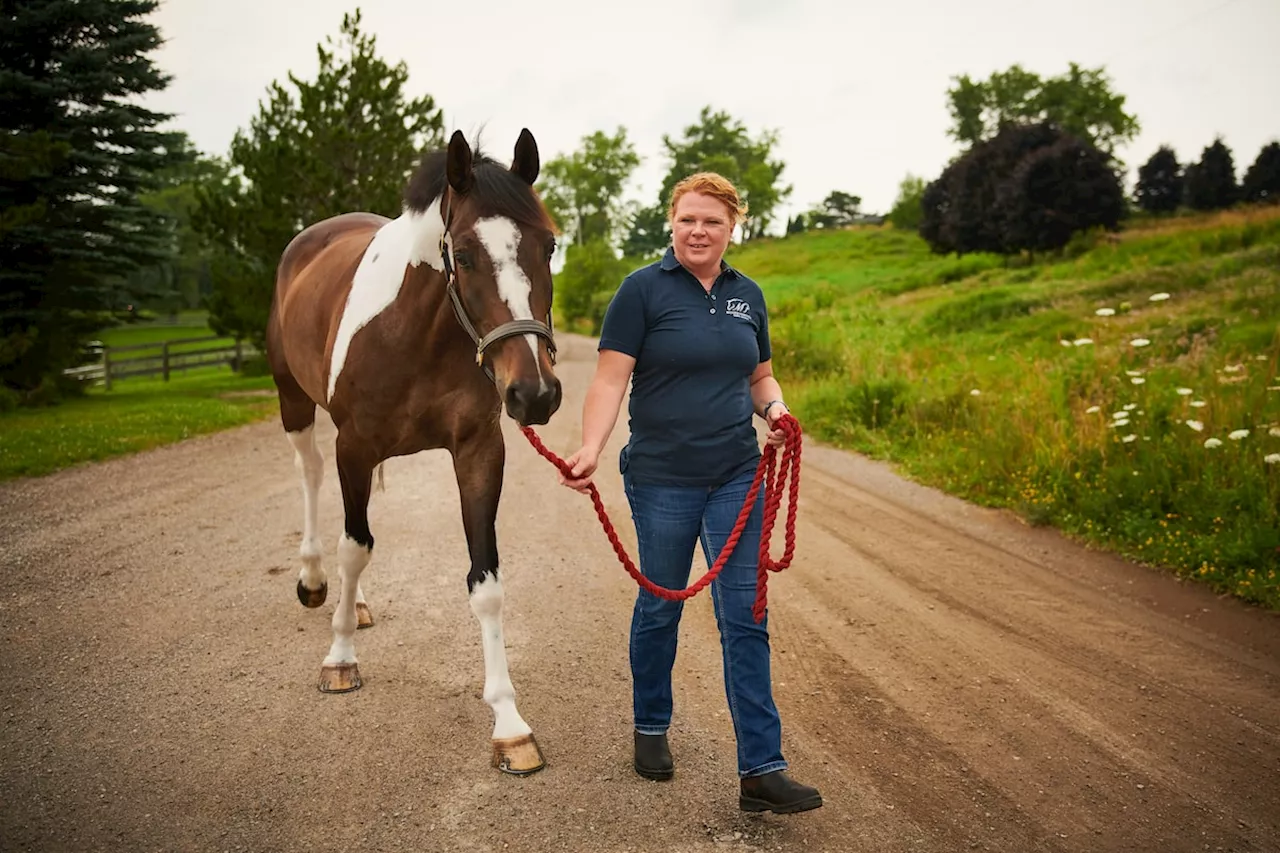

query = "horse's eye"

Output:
[[453, 250, 473, 270], [546, 240, 556, 260]]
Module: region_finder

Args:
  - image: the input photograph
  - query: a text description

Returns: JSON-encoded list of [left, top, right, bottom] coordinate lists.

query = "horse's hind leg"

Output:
[[317, 436, 376, 693], [276, 372, 330, 609], [454, 429, 545, 775]]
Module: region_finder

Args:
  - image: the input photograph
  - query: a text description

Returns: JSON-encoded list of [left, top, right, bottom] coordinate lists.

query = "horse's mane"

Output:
[[404, 142, 557, 233]]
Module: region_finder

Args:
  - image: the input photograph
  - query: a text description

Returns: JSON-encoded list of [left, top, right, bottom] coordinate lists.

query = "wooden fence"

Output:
[[64, 336, 256, 390]]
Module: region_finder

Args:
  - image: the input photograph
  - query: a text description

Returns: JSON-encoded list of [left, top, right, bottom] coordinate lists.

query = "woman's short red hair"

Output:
[[668, 172, 749, 226]]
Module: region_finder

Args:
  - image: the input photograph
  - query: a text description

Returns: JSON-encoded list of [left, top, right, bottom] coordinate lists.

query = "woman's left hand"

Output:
[[765, 403, 791, 447]]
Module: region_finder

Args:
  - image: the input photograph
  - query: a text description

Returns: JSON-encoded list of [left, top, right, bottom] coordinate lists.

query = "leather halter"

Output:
[[438, 192, 557, 383]]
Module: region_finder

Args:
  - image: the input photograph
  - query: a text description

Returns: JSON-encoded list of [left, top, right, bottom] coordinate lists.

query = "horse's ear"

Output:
[[511, 128, 539, 185], [447, 130, 474, 194]]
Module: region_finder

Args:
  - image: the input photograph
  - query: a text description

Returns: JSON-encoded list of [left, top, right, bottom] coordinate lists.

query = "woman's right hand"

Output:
[[559, 446, 600, 493]]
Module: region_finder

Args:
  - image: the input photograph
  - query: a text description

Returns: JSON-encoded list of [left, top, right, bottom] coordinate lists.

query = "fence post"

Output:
[[162, 341, 170, 382], [103, 346, 112, 391]]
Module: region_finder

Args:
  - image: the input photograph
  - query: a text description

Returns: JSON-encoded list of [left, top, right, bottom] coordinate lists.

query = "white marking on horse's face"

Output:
[[327, 208, 447, 402], [473, 216, 545, 389]]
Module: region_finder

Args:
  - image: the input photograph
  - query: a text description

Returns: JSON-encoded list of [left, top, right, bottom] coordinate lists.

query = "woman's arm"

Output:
[[559, 349, 636, 492]]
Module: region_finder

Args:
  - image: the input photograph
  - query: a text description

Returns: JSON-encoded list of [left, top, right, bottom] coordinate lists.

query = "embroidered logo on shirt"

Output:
[[725, 298, 751, 320]]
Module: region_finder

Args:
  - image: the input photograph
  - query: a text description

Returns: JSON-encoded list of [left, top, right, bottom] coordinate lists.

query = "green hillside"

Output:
[[726, 207, 1280, 608]]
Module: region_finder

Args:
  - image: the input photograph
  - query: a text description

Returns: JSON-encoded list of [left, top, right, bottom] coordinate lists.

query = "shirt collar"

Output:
[[660, 245, 740, 278]]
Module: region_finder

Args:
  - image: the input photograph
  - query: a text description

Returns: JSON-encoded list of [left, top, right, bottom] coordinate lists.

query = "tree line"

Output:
[[4, 3, 1278, 403]]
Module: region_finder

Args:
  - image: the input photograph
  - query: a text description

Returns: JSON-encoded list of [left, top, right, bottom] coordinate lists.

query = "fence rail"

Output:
[[64, 336, 257, 389]]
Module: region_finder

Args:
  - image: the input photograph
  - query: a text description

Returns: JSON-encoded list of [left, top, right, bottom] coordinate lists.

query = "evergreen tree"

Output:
[[193, 10, 444, 348], [0, 0, 188, 398], [1184, 137, 1239, 211], [1242, 141, 1280, 205], [1134, 146, 1183, 214]]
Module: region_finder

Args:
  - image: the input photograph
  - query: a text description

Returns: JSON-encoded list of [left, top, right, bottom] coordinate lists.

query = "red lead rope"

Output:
[[519, 414, 802, 623]]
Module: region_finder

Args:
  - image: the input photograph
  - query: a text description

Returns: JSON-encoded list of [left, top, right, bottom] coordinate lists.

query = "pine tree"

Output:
[[1242, 142, 1280, 205], [1134, 146, 1183, 214], [193, 10, 444, 348], [0, 0, 188, 398], [1184, 138, 1239, 211]]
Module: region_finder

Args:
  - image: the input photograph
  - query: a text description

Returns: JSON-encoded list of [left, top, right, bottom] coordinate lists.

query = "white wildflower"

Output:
[[1229, 429, 1249, 441], [1085, 405, 1101, 414], [1125, 370, 1143, 377], [1149, 292, 1171, 302], [1185, 420, 1204, 432], [1060, 340, 1074, 348], [970, 389, 981, 396], [1256, 355, 1269, 361], [1268, 386, 1280, 392], [1270, 427, 1280, 438], [1113, 411, 1129, 419], [1073, 338, 1094, 346], [1122, 434, 1137, 443], [1123, 404, 1138, 411], [1131, 377, 1146, 385], [1176, 388, 1193, 396], [1095, 308, 1116, 317], [1131, 338, 1151, 347], [1204, 438, 1223, 449], [1222, 364, 1243, 373], [1190, 400, 1207, 408], [1266, 453, 1280, 465]]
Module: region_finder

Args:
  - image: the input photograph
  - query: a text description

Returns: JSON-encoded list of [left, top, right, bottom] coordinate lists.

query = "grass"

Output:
[[95, 314, 238, 360], [728, 205, 1280, 610], [0, 368, 279, 481]]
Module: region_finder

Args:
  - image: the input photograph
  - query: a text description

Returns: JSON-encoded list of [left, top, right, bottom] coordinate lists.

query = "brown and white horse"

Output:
[[266, 129, 562, 774]]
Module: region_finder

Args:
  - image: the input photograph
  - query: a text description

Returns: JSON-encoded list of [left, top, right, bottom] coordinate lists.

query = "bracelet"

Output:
[[762, 399, 786, 419]]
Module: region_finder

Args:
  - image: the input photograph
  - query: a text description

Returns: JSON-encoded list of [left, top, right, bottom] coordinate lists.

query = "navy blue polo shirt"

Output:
[[598, 246, 772, 487]]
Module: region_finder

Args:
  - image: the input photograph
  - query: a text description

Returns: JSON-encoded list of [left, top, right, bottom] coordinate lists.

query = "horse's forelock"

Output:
[[404, 147, 557, 236]]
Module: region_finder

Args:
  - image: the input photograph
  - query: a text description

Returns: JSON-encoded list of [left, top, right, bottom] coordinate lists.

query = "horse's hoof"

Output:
[[491, 734, 546, 776], [356, 602, 374, 629], [318, 663, 362, 693], [297, 580, 327, 608]]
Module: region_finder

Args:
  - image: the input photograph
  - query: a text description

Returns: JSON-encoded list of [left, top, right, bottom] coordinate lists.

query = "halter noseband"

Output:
[[438, 192, 558, 383]]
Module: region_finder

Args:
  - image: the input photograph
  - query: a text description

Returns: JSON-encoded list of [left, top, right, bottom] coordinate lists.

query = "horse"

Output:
[[265, 128, 562, 775]]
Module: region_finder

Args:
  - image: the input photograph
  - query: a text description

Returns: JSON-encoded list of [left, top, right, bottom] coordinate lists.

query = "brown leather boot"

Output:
[[739, 770, 823, 814]]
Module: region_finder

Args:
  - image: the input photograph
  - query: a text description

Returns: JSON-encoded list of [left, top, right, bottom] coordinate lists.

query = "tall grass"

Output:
[[760, 206, 1280, 608]]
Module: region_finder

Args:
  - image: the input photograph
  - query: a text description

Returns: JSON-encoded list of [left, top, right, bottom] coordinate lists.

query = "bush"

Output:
[[554, 240, 631, 334], [919, 122, 1125, 256]]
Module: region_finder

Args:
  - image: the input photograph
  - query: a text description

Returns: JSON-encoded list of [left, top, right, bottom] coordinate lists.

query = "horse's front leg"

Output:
[[454, 429, 545, 776], [317, 437, 377, 693]]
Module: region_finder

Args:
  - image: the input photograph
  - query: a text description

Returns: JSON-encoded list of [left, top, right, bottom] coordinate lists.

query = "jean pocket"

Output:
[[618, 443, 630, 475]]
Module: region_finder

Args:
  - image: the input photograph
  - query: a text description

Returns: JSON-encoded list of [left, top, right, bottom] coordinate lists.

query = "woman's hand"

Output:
[[559, 446, 600, 493], [765, 402, 791, 448]]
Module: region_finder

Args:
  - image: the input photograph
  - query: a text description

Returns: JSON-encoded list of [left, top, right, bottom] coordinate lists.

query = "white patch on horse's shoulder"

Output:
[[327, 207, 446, 402]]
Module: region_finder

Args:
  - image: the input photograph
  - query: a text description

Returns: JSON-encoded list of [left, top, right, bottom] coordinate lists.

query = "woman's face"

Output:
[[670, 191, 733, 275]]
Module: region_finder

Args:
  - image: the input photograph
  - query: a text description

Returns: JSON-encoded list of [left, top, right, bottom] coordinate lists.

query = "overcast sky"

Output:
[[141, 0, 1279, 231]]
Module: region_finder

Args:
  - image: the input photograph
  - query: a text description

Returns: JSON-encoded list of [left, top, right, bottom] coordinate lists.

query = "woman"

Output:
[[558, 172, 822, 815]]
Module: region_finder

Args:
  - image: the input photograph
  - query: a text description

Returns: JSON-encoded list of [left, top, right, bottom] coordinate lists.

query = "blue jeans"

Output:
[[623, 467, 788, 778]]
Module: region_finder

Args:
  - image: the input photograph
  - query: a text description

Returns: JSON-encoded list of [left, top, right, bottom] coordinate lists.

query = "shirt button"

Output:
[[710, 308, 716, 314]]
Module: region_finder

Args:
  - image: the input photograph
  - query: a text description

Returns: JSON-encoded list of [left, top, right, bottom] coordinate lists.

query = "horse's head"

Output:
[[437, 129, 562, 427]]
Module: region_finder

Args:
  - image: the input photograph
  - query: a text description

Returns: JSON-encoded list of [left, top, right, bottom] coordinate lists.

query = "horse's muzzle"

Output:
[[504, 375, 562, 426]]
